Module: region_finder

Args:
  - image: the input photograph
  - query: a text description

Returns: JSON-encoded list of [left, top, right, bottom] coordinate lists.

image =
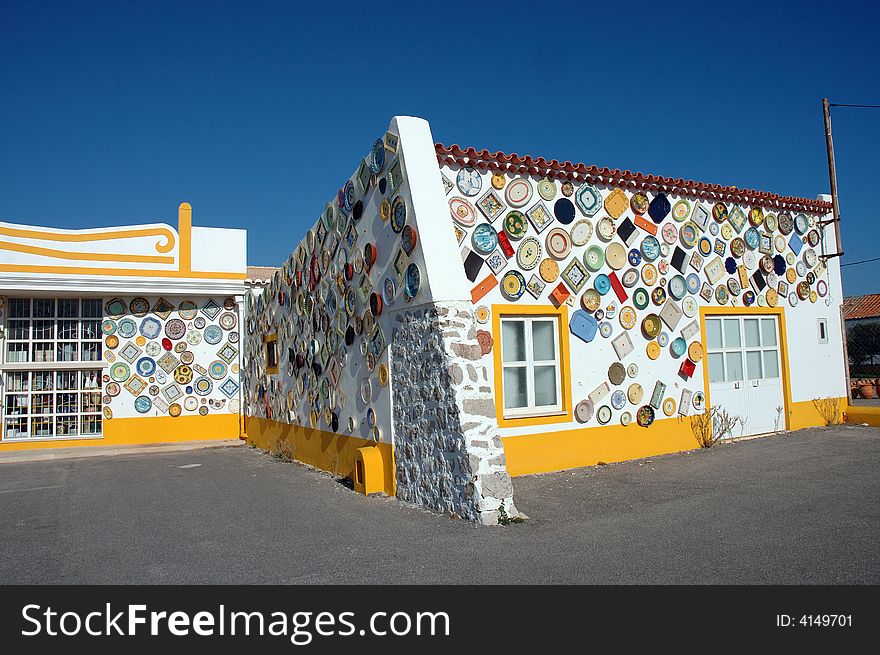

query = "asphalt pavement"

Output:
[[1, 424, 877, 584]]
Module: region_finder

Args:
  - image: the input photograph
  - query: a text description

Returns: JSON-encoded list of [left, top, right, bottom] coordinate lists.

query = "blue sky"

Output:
[[1, 1, 877, 295]]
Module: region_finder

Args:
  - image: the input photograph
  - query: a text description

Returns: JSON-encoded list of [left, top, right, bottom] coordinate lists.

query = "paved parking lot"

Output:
[[1, 424, 877, 584]]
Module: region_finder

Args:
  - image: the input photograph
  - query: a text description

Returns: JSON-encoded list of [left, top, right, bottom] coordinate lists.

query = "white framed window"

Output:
[[3, 298, 104, 440], [817, 318, 829, 344], [3, 369, 103, 440], [499, 315, 563, 418], [5, 298, 103, 364], [706, 316, 780, 384]]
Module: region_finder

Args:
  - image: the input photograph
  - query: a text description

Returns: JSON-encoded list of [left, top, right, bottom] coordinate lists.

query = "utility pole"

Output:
[[821, 97, 851, 404]]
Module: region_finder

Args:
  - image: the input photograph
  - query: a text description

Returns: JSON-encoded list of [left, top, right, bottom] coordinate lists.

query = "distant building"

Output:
[[843, 293, 880, 327]]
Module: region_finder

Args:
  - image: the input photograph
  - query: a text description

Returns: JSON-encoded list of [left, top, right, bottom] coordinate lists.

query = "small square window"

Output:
[[264, 334, 279, 374]]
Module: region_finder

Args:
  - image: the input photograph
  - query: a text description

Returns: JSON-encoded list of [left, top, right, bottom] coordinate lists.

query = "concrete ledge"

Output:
[[0, 439, 245, 465], [844, 405, 880, 427]]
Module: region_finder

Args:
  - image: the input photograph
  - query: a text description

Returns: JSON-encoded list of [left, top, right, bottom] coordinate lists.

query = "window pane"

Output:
[[746, 351, 763, 380], [57, 342, 78, 362], [501, 320, 526, 363], [32, 320, 54, 340], [761, 318, 777, 347], [58, 298, 79, 318], [763, 351, 779, 378], [32, 342, 54, 363], [58, 319, 78, 340], [533, 366, 558, 406], [723, 319, 741, 348], [7, 320, 29, 340], [8, 298, 30, 318], [744, 319, 760, 347], [531, 320, 556, 361], [708, 353, 725, 383], [81, 319, 101, 340], [81, 299, 102, 318], [32, 299, 55, 318], [6, 342, 29, 363], [706, 319, 723, 350], [725, 352, 743, 382], [502, 367, 528, 409], [81, 342, 101, 361]]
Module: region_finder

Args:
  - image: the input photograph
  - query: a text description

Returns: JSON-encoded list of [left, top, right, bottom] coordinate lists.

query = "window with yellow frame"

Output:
[[491, 304, 572, 427], [264, 333, 279, 375]]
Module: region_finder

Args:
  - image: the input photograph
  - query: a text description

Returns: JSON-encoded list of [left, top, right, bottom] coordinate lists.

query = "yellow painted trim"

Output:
[[503, 414, 697, 476], [0, 413, 240, 452], [178, 202, 192, 273], [245, 416, 396, 496], [0, 201, 246, 281], [503, 396, 850, 477], [844, 404, 880, 427], [698, 305, 793, 431], [0, 239, 174, 264], [491, 303, 573, 428], [0, 224, 175, 252], [0, 264, 246, 279]]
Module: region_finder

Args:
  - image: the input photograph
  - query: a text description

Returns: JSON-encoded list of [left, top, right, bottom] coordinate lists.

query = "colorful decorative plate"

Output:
[[130, 297, 150, 316], [505, 179, 533, 208], [619, 305, 637, 329], [661, 222, 679, 245], [138, 317, 161, 340], [636, 405, 655, 427], [118, 319, 137, 339], [631, 192, 650, 215], [641, 263, 658, 286], [134, 396, 152, 414], [570, 219, 593, 246], [582, 288, 601, 312], [611, 390, 627, 410], [449, 197, 478, 227], [178, 301, 197, 320], [110, 362, 131, 382], [671, 336, 687, 358], [390, 196, 407, 233], [165, 319, 185, 340], [682, 295, 698, 317], [456, 168, 482, 197], [219, 312, 237, 330], [404, 263, 421, 299], [605, 242, 626, 270], [136, 357, 156, 377], [633, 287, 649, 310], [576, 184, 603, 217], [628, 383, 644, 405], [517, 237, 542, 270], [194, 376, 213, 396], [501, 270, 526, 300], [594, 274, 611, 296], [105, 334, 119, 349], [622, 268, 639, 288], [596, 217, 615, 242], [584, 244, 605, 271], [744, 227, 760, 250], [672, 199, 691, 222], [794, 213, 809, 235], [575, 399, 594, 423], [210, 360, 227, 380], [539, 258, 559, 283], [471, 223, 499, 256], [640, 235, 660, 261], [537, 178, 556, 201], [545, 227, 572, 260], [679, 223, 697, 248], [101, 319, 117, 335], [204, 325, 223, 345], [503, 210, 528, 240], [554, 198, 576, 224], [668, 274, 687, 300], [712, 202, 729, 223], [105, 298, 127, 318], [597, 405, 612, 425]]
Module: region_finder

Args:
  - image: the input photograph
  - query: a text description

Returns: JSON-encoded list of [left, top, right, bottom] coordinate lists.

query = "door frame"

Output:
[[698, 306, 793, 432]]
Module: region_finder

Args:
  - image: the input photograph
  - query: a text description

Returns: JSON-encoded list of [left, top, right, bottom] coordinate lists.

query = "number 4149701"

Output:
[[777, 615, 852, 627]]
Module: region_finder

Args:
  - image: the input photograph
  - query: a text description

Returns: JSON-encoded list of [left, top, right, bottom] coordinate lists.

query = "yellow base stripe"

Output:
[[244, 417, 396, 496], [502, 397, 847, 477], [844, 405, 880, 427], [0, 414, 241, 452], [0, 264, 246, 279]]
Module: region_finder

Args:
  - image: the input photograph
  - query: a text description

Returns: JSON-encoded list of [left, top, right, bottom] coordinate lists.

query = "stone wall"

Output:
[[390, 300, 517, 525]]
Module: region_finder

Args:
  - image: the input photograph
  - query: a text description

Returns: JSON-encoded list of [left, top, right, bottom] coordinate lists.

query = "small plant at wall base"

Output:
[[498, 503, 524, 526], [812, 397, 843, 426], [689, 405, 745, 448]]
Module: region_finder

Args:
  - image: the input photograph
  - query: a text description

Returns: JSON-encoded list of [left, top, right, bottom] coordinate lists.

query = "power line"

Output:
[[829, 103, 880, 109], [841, 256, 880, 267]]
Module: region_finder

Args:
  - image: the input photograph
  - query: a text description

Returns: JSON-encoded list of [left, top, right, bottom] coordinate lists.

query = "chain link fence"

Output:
[[847, 319, 880, 401]]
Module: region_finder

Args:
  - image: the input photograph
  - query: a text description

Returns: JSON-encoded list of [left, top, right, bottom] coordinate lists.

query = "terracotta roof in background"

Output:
[[435, 143, 833, 214], [843, 294, 880, 320], [246, 265, 278, 283]]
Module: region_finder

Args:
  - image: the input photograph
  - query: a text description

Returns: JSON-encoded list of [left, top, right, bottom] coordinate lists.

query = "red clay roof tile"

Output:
[[435, 143, 832, 215], [843, 294, 880, 320]]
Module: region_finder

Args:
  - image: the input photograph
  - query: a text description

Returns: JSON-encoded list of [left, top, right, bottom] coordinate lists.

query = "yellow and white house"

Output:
[[0, 203, 247, 452]]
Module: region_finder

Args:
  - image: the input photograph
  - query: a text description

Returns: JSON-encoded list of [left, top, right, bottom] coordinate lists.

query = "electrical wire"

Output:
[[841, 256, 880, 267], [829, 103, 880, 109]]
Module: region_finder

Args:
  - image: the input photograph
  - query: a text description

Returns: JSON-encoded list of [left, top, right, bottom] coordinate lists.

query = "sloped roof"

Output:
[[246, 265, 278, 284], [435, 143, 831, 214], [843, 294, 880, 320]]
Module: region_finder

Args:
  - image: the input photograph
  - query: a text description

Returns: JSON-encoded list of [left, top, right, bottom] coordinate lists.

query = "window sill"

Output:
[[498, 409, 571, 428], [1, 434, 104, 443]]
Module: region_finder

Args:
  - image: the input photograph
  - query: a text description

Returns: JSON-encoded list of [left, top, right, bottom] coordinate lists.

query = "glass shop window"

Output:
[[499, 315, 563, 418]]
